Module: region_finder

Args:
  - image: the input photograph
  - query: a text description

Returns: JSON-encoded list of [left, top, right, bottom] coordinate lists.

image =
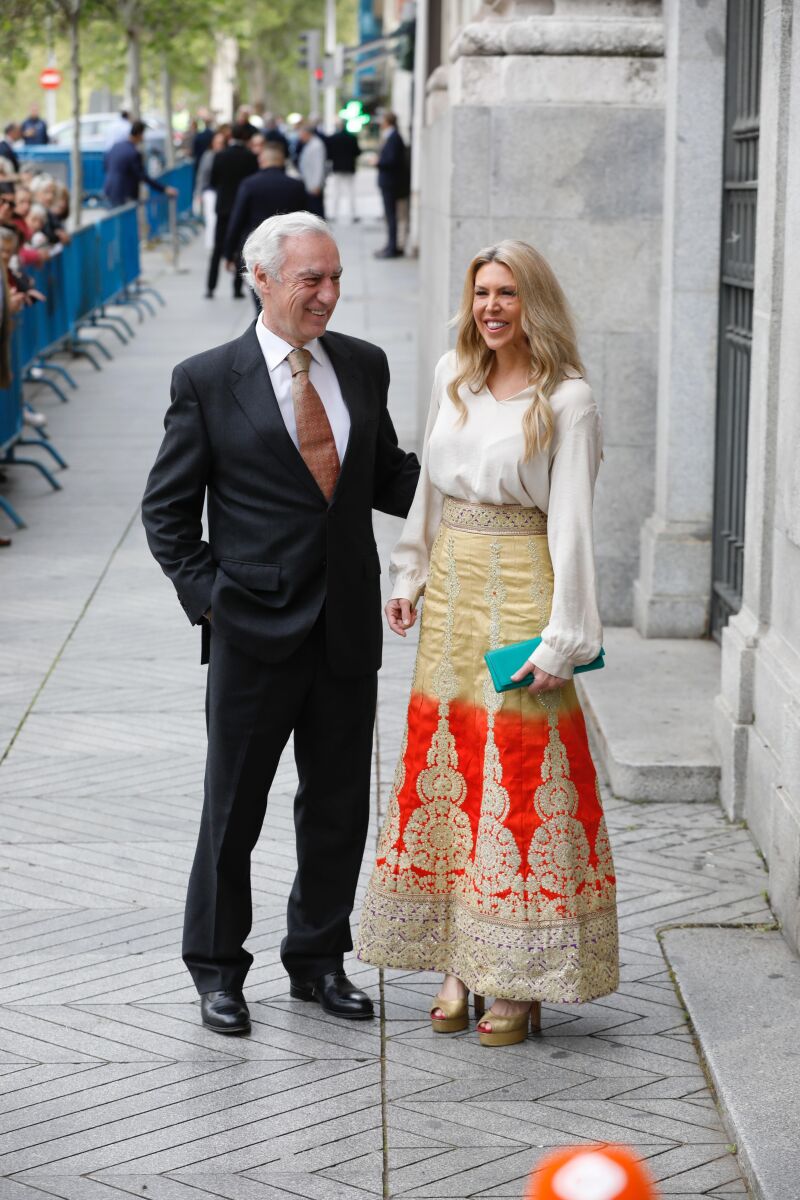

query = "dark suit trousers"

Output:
[[206, 212, 242, 296], [380, 186, 398, 254], [182, 614, 378, 993]]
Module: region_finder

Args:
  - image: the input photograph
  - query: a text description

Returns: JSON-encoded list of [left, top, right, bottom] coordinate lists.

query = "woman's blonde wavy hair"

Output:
[[448, 240, 584, 460]]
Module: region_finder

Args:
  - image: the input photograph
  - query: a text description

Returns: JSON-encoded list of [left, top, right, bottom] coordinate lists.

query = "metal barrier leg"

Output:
[[102, 306, 135, 338], [71, 336, 111, 364], [25, 369, 70, 404], [117, 295, 147, 323], [69, 344, 102, 371], [136, 283, 165, 308], [18, 436, 68, 470], [0, 494, 26, 529], [81, 316, 128, 345], [35, 359, 78, 389], [3, 448, 63, 491]]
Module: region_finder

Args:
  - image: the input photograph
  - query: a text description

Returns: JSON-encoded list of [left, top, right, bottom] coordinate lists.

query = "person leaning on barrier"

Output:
[[103, 120, 179, 209]]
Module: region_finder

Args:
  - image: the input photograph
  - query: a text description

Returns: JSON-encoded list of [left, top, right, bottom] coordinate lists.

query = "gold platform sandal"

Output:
[[477, 1000, 542, 1047], [430, 992, 485, 1033]]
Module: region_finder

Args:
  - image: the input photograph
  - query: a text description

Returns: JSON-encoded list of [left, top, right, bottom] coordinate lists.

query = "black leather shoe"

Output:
[[289, 970, 374, 1020], [200, 990, 250, 1034]]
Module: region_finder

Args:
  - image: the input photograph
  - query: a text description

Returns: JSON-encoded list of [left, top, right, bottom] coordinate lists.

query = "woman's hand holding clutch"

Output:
[[510, 663, 564, 694], [386, 598, 417, 637]]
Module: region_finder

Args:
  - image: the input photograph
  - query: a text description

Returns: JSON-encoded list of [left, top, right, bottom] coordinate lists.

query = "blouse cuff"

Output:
[[389, 575, 426, 608], [527, 640, 574, 681]]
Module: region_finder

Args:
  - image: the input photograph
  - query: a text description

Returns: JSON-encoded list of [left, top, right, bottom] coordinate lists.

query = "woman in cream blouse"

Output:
[[357, 240, 619, 1047]]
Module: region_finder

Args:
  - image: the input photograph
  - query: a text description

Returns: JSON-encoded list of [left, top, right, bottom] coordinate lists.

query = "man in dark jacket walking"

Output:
[[326, 121, 361, 224], [103, 120, 177, 207], [206, 123, 258, 299], [223, 144, 308, 311], [375, 113, 408, 259]]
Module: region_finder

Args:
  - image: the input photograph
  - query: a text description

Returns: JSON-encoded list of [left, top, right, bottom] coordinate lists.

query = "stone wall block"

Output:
[[451, 107, 491, 218], [769, 785, 800, 953], [600, 331, 658, 446], [714, 694, 749, 820], [719, 613, 758, 725], [452, 54, 664, 108], [489, 106, 664, 220]]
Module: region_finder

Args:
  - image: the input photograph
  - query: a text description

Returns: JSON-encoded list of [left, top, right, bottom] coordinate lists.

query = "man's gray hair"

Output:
[[242, 211, 335, 295]]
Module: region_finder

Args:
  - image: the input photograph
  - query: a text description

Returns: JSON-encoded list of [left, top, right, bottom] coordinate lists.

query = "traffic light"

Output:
[[297, 29, 321, 72]]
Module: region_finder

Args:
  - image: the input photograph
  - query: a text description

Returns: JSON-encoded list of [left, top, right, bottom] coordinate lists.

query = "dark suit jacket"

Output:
[[377, 130, 409, 198], [224, 168, 308, 260], [103, 140, 165, 206], [209, 142, 258, 217], [141, 324, 420, 676], [327, 130, 361, 174]]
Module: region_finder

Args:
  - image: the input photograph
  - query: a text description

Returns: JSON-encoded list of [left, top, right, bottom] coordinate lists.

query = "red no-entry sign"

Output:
[[39, 67, 62, 90]]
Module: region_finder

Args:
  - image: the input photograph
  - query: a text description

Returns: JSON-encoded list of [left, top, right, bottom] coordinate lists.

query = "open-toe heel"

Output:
[[477, 1001, 542, 1047], [429, 994, 468, 1033]]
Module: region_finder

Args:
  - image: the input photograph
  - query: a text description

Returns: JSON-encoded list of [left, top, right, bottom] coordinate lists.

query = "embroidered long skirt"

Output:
[[357, 498, 619, 1003]]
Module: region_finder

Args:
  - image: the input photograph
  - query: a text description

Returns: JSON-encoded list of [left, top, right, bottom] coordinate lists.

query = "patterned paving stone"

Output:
[[0, 224, 764, 1200]]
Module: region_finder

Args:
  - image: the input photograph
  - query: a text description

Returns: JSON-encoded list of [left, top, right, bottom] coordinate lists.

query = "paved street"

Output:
[[0, 205, 771, 1200]]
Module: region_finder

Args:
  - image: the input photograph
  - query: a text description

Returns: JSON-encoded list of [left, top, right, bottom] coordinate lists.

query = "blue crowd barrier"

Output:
[[145, 162, 195, 241], [16, 146, 107, 199], [0, 204, 146, 527]]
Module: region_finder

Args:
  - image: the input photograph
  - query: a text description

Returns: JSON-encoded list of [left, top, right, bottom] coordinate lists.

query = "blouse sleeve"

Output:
[[528, 405, 603, 680], [388, 363, 446, 606]]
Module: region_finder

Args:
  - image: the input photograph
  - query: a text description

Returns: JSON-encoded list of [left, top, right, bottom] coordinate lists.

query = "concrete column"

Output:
[[417, 0, 665, 623], [632, 0, 727, 638]]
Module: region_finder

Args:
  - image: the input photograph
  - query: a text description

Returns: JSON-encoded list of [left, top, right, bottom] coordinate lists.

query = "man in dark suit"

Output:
[[206, 123, 258, 299], [0, 125, 21, 174], [223, 144, 308, 313], [103, 120, 178, 207], [142, 212, 420, 1035], [375, 112, 409, 259]]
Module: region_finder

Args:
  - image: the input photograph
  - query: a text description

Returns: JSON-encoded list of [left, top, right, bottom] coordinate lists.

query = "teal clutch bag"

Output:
[[484, 637, 605, 693]]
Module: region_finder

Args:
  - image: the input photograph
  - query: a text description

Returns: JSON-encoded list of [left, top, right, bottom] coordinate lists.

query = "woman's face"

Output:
[[37, 183, 55, 207], [15, 189, 31, 217], [472, 261, 525, 353]]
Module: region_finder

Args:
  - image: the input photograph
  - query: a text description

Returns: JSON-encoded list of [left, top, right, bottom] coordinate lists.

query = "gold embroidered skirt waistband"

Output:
[[441, 496, 548, 535]]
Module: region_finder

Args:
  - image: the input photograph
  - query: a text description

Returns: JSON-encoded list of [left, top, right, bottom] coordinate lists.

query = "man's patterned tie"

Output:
[[286, 348, 341, 501]]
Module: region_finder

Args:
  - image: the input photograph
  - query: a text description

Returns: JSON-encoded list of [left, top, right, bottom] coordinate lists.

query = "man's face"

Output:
[[256, 233, 342, 346], [0, 195, 15, 225]]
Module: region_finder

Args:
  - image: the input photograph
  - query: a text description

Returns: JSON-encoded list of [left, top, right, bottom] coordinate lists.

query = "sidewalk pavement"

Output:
[[0, 207, 771, 1200]]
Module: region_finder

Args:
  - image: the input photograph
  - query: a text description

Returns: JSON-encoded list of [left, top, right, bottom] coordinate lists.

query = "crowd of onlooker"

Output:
[[1, 113, 76, 544]]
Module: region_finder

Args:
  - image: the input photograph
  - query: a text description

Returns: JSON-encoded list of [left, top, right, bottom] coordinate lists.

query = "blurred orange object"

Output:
[[525, 1145, 659, 1200]]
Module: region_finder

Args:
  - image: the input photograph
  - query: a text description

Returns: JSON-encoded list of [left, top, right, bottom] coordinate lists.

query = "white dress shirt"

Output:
[[389, 350, 604, 680], [255, 318, 350, 462]]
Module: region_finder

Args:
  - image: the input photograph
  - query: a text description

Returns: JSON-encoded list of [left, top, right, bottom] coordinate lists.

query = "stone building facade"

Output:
[[413, 0, 800, 953]]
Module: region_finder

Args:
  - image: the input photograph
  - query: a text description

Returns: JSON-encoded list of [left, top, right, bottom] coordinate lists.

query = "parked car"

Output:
[[49, 112, 168, 174]]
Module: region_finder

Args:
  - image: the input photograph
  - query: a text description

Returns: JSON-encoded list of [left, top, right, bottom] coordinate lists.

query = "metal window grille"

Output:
[[710, 0, 763, 640]]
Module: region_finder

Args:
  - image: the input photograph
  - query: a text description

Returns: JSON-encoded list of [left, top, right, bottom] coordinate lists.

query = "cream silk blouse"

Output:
[[389, 350, 604, 680]]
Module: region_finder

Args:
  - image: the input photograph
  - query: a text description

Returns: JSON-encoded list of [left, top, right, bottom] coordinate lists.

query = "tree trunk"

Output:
[[162, 59, 175, 169], [124, 26, 142, 118], [68, 4, 82, 230]]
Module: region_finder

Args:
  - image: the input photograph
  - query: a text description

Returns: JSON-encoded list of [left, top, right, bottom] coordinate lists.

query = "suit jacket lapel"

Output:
[[230, 323, 322, 497], [321, 332, 366, 495]]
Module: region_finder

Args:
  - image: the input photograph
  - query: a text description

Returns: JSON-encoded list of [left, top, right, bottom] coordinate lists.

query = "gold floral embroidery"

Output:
[[441, 497, 548, 535], [466, 541, 525, 907], [528, 535, 552, 627], [402, 537, 473, 883]]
